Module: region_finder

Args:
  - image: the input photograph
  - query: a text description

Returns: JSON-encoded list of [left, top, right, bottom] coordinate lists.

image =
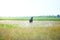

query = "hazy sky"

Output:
[[0, 0, 60, 17]]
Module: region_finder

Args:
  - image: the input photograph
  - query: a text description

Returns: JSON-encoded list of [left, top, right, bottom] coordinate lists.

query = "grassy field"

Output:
[[0, 16, 60, 40], [0, 21, 60, 40], [0, 16, 60, 21]]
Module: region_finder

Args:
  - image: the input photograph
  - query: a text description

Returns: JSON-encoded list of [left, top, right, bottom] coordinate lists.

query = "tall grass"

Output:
[[0, 24, 60, 40]]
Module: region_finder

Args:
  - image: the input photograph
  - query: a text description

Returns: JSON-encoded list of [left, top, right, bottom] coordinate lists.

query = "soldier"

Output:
[[29, 17, 33, 23]]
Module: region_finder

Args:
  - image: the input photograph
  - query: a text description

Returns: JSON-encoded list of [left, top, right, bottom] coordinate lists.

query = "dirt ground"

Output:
[[0, 20, 60, 27]]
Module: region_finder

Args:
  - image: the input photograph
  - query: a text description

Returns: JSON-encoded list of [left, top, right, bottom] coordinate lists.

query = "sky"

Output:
[[0, 0, 60, 17]]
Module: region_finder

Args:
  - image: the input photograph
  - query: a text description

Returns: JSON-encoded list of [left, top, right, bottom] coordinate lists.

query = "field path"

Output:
[[0, 20, 60, 27]]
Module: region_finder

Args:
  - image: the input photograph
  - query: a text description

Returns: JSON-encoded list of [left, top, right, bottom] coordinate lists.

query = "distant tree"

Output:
[[57, 14, 60, 17]]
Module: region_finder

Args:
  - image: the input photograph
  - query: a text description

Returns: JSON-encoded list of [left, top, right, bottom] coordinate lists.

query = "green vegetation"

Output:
[[0, 16, 60, 21], [0, 24, 60, 40], [34, 16, 60, 21], [0, 17, 29, 20], [0, 24, 18, 29]]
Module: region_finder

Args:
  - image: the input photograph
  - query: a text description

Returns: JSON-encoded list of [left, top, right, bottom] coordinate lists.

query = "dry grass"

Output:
[[0, 26, 60, 40], [0, 21, 60, 40]]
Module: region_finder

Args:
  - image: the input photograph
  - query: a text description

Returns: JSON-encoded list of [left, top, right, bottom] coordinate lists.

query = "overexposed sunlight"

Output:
[[0, 0, 60, 17]]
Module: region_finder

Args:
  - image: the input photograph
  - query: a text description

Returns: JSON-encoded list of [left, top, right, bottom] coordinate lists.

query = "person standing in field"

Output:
[[29, 17, 33, 23]]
